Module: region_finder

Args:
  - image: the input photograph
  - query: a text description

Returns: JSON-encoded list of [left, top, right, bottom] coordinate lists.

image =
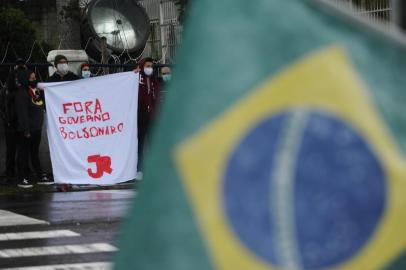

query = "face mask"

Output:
[[82, 70, 91, 78], [29, 80, 37, 88], [57, 63, 69, 75], [144, 67, 153, 76], [162, 74, 172, 82]]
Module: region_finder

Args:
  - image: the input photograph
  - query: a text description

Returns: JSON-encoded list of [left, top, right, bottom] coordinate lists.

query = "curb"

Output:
[[0, 178, 136, 195]]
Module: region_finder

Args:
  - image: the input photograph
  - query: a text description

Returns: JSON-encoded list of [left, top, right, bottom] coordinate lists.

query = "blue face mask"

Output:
[[82, 70, 91, 78], [162, 74, 172, 82]]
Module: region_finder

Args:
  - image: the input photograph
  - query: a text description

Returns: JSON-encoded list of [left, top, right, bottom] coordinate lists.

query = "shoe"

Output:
[[37, 174, 54, 186], [135, 171, 143, 181], [18, 179, 33, 189]]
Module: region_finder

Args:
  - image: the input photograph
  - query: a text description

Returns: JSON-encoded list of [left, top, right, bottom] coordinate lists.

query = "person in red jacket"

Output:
[[137, 58, 161, 179]]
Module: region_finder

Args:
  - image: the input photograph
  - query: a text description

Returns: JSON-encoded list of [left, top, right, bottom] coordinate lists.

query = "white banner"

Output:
[[41, 72, 138, 185]]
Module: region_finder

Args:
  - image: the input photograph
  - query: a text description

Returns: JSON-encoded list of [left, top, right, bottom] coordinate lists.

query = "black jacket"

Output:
[[15, 70, 44, 133], [15, 86, 44, 133], [47, 71, 80, 82], [1, 67, 27, 127]]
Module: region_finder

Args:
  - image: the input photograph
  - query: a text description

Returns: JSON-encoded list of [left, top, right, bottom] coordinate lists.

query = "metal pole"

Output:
[[100, 37, 110, 75], [392, 0, 406, 30], [159, 0, 167, 64]]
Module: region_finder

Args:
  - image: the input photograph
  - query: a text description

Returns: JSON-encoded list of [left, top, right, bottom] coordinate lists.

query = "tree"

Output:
[[59, 0, 91, 22], [0, 7, 53, 82], [0, 8, 36, 60]]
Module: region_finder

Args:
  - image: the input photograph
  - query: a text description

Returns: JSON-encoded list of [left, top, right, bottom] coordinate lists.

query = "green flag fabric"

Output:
[[115, 0, 406, 269]]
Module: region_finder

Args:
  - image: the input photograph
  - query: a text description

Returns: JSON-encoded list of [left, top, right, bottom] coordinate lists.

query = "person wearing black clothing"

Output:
[[15, 70, 52, 188], [1, 59, 27, 183], [47, 55, 80, 82]]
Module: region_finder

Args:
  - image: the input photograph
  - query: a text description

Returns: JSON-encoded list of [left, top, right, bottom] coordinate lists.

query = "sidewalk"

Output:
[[0, 176, 135, 195]]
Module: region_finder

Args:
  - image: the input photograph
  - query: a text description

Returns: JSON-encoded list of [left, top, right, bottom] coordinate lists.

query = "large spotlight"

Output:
[[81, 0, 150, 61]]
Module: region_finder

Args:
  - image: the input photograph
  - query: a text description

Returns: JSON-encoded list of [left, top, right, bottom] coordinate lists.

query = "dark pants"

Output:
[[16, 130, 43, 180], [138, 119, 151, 171], [4, 124, 18, 176]]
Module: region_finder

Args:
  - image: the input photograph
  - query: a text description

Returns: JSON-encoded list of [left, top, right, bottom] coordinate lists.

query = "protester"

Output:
[[133, 63, 141, 73], [160, 66, 172, 83], [159, 65, 172, 103], [15, 70, 52, 188], [48, 55, 80, 82], [47, 55, 80, 191], [137, 58, 161, 180], [80, 62, 93, 79], [1, 59, 27, 184]]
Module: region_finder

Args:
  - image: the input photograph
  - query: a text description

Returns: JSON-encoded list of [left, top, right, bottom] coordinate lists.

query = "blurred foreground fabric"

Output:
[[115, 0, 406, 269]]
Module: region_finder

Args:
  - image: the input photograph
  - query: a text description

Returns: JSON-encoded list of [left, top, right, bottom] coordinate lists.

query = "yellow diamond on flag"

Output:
[[175, 47, 406, 270]]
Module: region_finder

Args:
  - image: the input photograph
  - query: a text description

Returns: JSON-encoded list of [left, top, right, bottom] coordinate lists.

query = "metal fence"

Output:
[[331, 0, 392, 27], [141, 0, 393, 63], [140, 0, 183, 63]]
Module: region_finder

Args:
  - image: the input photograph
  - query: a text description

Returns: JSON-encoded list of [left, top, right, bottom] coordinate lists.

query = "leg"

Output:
[[137, 121, 147, 172], [16, 132, 30, 181], [29, 129, 43, 176], [30, 130, 53, 185], [4, 125, 18, 176], [16, 132, 33, 188]]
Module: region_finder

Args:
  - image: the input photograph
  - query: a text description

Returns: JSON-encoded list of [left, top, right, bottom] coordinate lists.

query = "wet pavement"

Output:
[[0, 189, 135, 269]]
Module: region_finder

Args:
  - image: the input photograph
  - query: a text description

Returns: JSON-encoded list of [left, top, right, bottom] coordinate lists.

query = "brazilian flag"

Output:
[[115, 0, 406, 269]]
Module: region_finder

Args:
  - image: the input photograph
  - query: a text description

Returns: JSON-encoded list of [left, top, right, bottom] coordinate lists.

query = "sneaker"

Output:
[[135, 171, 143, 181], [37, 174, 54, 186], [18, 179, 33, 189]]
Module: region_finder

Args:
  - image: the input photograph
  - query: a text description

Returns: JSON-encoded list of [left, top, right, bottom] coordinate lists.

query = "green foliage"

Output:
[[0, 7, 54, 83], [0, 7, 53, 62], [59, 0, 82, 22], [0, 7, 36, 60]]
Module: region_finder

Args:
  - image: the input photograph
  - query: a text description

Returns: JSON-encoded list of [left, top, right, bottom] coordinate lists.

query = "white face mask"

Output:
[[82, 70, 91, 78], [144, 67, 153, 76], [57, 63, 69, 75]]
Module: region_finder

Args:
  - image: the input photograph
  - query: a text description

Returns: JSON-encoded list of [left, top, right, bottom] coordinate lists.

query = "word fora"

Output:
[[59, 99, 110, 125], [59, 123, 124, 140], [63, 99, 103, 114]]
